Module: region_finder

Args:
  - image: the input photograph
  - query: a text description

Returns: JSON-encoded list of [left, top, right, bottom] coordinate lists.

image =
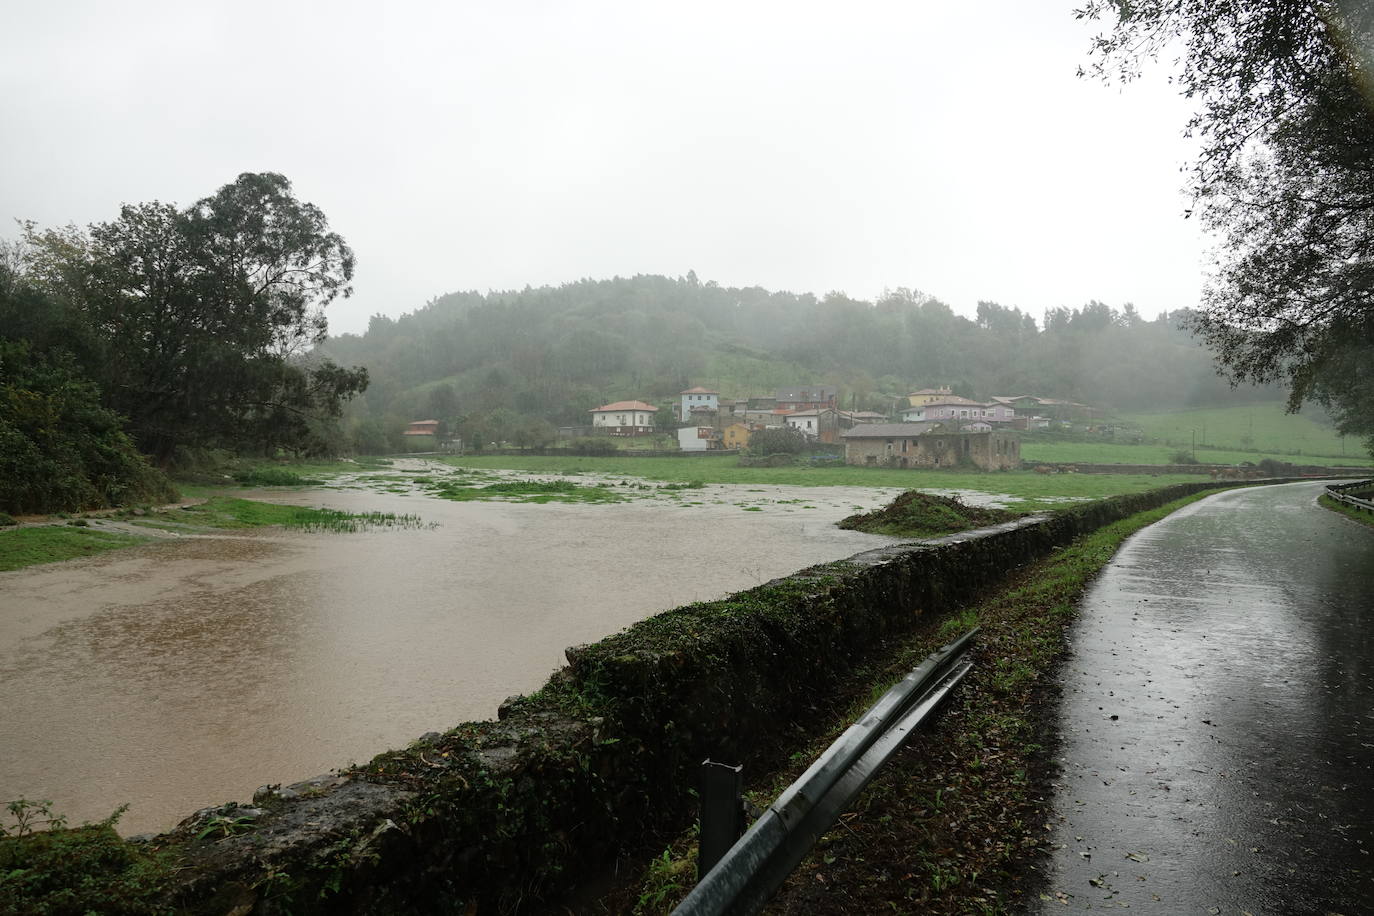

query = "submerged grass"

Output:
[[0, 498, 430, 572], [171, 498, 426, 532], [426, 478, 627, 504], [631, 488, 1227, 915], [0, 527, 151, 572], [438, 455, 1202, 509]]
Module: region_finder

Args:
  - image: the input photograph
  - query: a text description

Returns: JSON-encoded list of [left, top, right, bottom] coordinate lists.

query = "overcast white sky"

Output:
[[1, 1, 1207, 336]]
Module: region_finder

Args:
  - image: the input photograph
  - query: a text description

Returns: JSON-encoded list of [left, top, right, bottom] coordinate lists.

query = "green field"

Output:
[[0, 527, 151, 571], [436, 455, 1205, 510], [1020, 440, 1371, 467], [1118, 401, 1365, 461]]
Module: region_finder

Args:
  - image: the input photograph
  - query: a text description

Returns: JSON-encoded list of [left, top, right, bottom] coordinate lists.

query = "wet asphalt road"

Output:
[[1033, 481, 1374, 915]]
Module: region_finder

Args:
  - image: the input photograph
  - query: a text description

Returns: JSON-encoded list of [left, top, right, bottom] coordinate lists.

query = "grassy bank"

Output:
[[632, 488, 1226, 915], [0, 527, 152, 572], [1319, 493, 1374, 530], [0, 498, 426, 572]]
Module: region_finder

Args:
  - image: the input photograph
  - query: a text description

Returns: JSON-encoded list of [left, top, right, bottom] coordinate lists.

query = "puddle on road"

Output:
[[1, 474, 907, 835]]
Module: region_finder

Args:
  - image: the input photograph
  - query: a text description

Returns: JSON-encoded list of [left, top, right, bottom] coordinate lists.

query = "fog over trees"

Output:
[[1082, 0, 1374, 454], [320, 273, 1277, 452]]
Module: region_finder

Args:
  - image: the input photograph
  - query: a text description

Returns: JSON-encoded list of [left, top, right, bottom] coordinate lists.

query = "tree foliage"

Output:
[[0, 278, 173, 514], [321, 274, 1271, 454], [1080, 0, 1374, 453], [21, 173, 367, 462], [748, 425, 808, 455]]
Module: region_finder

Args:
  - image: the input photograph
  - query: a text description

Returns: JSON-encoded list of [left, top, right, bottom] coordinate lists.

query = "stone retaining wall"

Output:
[[148, 480, 1288, 913]]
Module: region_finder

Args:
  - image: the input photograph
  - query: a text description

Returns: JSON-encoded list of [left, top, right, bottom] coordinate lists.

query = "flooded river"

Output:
[[0, 474, 902, 835]]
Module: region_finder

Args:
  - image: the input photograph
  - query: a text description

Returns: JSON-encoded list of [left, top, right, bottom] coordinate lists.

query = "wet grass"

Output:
[[170, 498, 426, 531], [838, 491, 1023, 538], [0, 527, 152, 571], [230, 467, 325, 487], [1318, 493, 1374, 530], [1119, 402, 1368, 461], [425, 478, 627, 504], [437, 455, 1201, 510], [631, 488, 1229, 915], [1021, 439, 1371, 467]]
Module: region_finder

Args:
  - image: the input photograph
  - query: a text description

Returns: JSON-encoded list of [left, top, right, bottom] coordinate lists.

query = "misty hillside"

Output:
[[318, 274, 1279, 440]]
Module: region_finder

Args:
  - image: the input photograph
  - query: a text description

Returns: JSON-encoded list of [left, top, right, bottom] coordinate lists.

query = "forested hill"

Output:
[[319, 273, 1277, 442]]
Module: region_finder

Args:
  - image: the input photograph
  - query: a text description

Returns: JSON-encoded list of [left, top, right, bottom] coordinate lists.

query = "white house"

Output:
[[589, 400, 657, 436], [677, 426, 719, 451], [784, 409, 822, 438], [901, 399, 1015, 424], [679, 386, 719, 420]]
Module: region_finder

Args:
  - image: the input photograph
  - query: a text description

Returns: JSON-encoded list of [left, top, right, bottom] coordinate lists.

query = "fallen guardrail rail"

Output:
[[1326, 479, 1374, 514], [673, 628, 979, 916]]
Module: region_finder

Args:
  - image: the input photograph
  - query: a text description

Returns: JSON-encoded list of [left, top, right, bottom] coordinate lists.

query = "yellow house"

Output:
[[723, 423, 754, 450], [907, 386, 953, 407]]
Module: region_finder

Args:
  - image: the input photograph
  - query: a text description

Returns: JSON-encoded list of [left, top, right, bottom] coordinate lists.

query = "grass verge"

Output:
[[1318, 493, 1374, 530], [0, 527, 151, 572], [630, 488, 1226, 915]]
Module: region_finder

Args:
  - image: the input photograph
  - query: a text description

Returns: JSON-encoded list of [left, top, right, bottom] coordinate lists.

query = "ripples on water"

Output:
[[0, 473, 910, 834]]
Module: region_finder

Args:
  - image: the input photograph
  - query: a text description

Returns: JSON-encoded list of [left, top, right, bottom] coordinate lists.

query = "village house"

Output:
[[775, 386, 837, 412], [901, 398, 1016, 424], [840, 410, 889, 425], [906, 386, 954, 407], [677, 425, 722, 451], [678, 386, 719, 421], [589, 400, 657, 436], [783, 407, 842, 443], [841, 423, 1020, 471], [992, 395, 1098, 423], [721, 422, 760, 450], [402, 419, 441, 449]]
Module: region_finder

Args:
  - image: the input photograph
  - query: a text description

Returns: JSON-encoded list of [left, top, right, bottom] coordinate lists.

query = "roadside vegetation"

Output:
[[631, 488, 1229, 915], [1319, 489, 1374, 531]]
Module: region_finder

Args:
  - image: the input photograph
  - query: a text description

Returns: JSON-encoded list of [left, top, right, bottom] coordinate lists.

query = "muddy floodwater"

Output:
[[0, 475, 904, 835]]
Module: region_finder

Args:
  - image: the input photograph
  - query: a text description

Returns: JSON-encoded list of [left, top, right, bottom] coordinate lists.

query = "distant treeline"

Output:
[[320, 274, 1278, 451]]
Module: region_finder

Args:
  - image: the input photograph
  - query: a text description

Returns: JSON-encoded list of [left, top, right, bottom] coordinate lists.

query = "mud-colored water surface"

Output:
[[0, 471, 902, 835]]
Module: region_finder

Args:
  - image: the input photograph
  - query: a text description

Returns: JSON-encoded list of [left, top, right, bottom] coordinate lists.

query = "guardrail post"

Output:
[[698, 760, 745, 878]]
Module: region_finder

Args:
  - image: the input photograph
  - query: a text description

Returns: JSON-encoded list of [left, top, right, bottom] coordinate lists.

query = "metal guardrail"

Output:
[[673, 628, 979, 916], [1327, 479, 1374, 513]]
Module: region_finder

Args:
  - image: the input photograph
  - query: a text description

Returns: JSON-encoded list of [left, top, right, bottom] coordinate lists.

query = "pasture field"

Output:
[[436, 454, 1203, 507], [1117, 401, 1363, 460], [1020, 440, 1371, 467]]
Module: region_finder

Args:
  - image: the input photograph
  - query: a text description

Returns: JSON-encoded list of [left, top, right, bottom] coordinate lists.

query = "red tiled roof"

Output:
[[680, 386, 718, 394], [590, 400, 658, 413]]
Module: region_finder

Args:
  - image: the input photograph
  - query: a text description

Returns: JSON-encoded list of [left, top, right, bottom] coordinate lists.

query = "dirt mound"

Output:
[[837, 490, 1020, 538]]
